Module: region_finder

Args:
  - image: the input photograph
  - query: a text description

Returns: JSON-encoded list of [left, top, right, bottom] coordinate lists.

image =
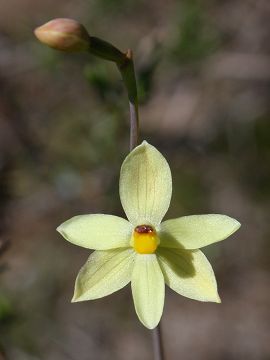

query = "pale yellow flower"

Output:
[[57, 141, 240, 329]]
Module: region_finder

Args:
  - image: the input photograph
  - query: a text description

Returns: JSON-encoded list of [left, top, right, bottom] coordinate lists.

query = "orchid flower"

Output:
[[57, 141, 240, 329]]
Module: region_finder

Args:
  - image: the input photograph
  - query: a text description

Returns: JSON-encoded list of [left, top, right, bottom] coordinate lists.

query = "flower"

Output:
[[57, 141, 240, 329]]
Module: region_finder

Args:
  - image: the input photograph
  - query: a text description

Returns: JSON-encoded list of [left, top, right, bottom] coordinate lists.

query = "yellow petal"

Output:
[[72, 248, 135, 301], [131, 254, 165, 329], [160, 214, 240, 250], [57, 214, 133, 250], [120, 141, 172, 226], [157, 248, 220, 303]]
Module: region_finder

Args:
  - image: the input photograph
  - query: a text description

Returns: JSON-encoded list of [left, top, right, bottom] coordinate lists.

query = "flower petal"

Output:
[[160, 214, 240, 250], [157, 248, 220, 303], [120, 141, 172, 226], [131, 254, 165, 329], [72, 248, 135, 301], [57, 214, 133, 250]]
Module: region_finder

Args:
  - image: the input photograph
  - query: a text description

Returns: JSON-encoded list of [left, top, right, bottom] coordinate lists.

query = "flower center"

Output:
[[133, 225, 159, 254]]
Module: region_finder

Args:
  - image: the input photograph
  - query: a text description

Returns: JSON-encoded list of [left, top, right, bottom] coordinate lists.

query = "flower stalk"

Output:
[[117, 49, 139, 150], [153, 324, 165, 360]]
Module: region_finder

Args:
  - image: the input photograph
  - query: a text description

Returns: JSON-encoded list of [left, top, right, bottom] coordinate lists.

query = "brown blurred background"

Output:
[[0, 0, 270, 359]]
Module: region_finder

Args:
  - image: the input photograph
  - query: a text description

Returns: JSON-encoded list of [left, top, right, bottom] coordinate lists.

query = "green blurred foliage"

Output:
[[170, 0, 220, 63], [0, 295, 13, 323], [94, 0, 137, 13]]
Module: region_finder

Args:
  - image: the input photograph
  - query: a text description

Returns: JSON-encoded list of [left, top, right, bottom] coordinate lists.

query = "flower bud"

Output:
[[34, 18, 90, 52]]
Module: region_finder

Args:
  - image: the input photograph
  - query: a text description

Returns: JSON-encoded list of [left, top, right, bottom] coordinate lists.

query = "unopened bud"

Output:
[[34, 18, 90, 52]]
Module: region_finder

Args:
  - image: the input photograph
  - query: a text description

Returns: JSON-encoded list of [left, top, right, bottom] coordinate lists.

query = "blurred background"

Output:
[[0, 0, 270, 359]]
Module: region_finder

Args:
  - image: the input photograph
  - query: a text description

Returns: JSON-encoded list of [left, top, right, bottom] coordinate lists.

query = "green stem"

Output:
[[86, 41, 140, 150], [117, 49, 139, 150], [128, 99, 139, 150], [152, 324, 165, 360], [89, 36, 126, 63]]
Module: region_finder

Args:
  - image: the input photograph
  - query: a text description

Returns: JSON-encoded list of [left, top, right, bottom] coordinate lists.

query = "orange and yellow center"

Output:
[[133, 225, 159, 254]]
